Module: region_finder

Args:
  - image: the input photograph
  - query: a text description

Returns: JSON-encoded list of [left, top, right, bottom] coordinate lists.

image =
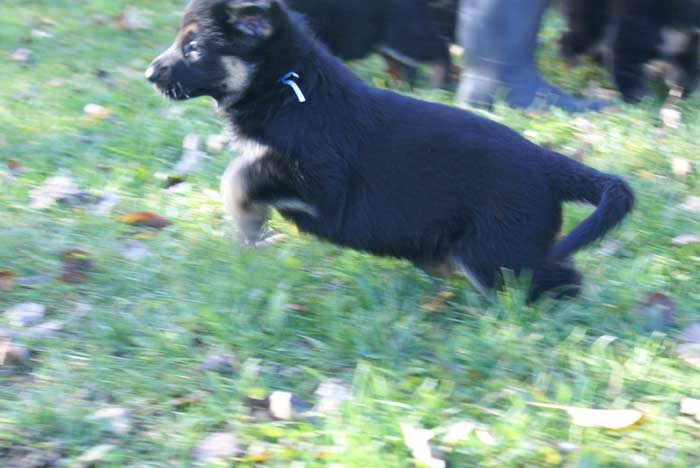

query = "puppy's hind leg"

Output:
[[529, 262, 583, 303]]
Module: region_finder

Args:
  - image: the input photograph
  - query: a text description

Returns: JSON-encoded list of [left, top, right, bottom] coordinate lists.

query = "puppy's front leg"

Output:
[[220, 156, 270, 245]]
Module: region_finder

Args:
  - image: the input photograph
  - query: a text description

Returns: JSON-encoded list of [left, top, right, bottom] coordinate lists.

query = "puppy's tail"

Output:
[[545, 151, 634, 262]]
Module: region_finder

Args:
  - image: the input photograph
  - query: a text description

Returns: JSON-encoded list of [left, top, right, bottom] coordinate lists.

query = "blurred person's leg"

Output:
[[456, 0, 604, 111]]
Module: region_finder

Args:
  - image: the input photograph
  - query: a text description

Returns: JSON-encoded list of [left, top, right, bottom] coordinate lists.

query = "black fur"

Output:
[[561, 0, 700, 101], [285, 0, 454, 87], [614, 0, 700, 101], [560, 0, 619, 62], [148, 0, 634, 301]]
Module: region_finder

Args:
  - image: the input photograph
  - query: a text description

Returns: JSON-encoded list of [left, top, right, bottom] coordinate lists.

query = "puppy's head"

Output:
[[146, 0, 284, 103]]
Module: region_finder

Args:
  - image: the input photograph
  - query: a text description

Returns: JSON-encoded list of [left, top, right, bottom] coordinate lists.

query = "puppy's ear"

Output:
[[225, 0, 282, 39]]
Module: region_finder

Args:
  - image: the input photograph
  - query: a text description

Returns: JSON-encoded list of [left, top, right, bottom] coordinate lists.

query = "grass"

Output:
[[1, 1, 700, 466]]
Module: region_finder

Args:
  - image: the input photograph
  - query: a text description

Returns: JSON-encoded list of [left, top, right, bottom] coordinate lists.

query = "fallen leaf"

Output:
[[121, 240, 152, 262], [681, 196, 700, 214], [92, 193, 122, 217], [5, 303, 46, 327], [314, 379, 352, 415], [677, 343, 700, 369], [76, 444, 116, 464], [443, 421, 475, 444], [286, 303, 309, 314], [242, 442, 274, 463], [421, 290, 454, 312], [400, 422, 446, 468], [680, 398, 700, 420], [555, 441, 580, 454], [0, 340, 32, 366], [634, 292, 676, 332], [475, 428, 497, 445], [671, 157, 692, 177], [118, 211, 172, 229], [192, 433, 241, 463], [529, 403, 643, 430], [680, 323, 700, 344], [595, 240, 620, 257], [16, 275, 50, 288], [0, 270, 15, 291], [30, 175, 83, 210], [59, 249, 93, 283], [90, 406, 131, 435], [25, 320, 63, 339], [31, 29, 54, 40], [10, 48, 32, 63], [268, 391, 312, 420], [83, 103, 111, 121], [7, 160, 22, 173], [199, 353, 236, 373], [256, 233, 289, 247], [118, 7, 150, 31], [661, 107, 682, 129], [672, 234, 700, 246]]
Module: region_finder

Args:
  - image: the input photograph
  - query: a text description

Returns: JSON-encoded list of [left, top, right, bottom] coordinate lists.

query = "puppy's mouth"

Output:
[[153, 82, 195, 101]]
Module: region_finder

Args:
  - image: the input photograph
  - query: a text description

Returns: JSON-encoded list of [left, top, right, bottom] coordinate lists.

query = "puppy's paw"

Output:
[[255, 231, 289, 248]]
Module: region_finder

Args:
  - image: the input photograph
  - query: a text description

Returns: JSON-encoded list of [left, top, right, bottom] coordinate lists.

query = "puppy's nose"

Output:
[[145, 64, 159, 83], [145, 62, 172, 84]]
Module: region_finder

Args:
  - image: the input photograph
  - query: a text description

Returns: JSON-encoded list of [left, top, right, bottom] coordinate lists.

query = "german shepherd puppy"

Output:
[[147, 0, 634, 301]]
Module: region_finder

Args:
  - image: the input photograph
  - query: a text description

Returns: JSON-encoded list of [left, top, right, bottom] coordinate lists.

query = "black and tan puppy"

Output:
[[284, 0, 454, 87], [147, 0, 634, 301]]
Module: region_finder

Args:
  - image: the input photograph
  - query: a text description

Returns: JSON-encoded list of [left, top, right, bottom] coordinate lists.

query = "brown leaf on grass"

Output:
[[421, 291, 454, 313], [7, 160, 22, 174], [118, 211, 172, 229], [676, 343, 700, 369], [59, 249, 93, 283], [0, 270, 15, 292], [529, 403, 643, 430], [400, 422, 447, 468], [634, 292, 676, 332], [672, 234, 700, 246]]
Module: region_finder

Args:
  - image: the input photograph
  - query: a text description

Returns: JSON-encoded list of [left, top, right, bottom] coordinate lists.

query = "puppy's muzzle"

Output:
[[145, 49, 178, 87]]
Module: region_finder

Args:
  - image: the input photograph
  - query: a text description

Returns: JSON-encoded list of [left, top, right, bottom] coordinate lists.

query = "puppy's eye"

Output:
[[183, 40, 200, 59]]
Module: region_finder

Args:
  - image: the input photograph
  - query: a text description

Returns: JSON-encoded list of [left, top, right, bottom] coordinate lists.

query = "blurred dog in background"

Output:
[[286, 0, 457, 87], [561, 0, 700, 102]]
